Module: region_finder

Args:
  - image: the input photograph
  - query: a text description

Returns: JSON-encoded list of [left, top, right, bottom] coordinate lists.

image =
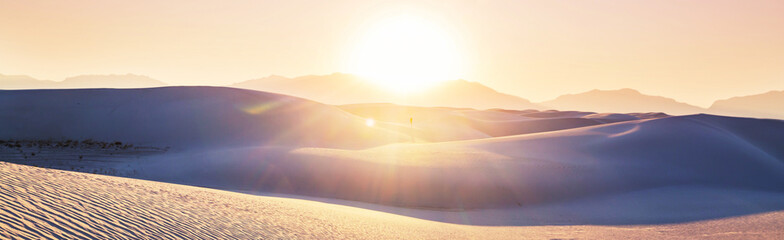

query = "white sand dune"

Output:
[[2, 162, 784, 239], [0, 87, 654, 146], [0, 87, 408, 149], [137, 114, 784, 211], [2, 86, 784, 238], [252, 185, 784, 226], [0, 162, 499, 239]]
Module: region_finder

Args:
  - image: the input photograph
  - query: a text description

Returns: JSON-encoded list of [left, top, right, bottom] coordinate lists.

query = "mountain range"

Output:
[[0, 73, 166, 89], [230, 73, 542, 110], [3, 72, 783, 119], [540, 88, 705, 115], [709, 90, 784, 119]]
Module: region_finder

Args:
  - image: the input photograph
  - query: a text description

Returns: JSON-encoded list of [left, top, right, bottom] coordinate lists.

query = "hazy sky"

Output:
[[2, 0, 783, 106]]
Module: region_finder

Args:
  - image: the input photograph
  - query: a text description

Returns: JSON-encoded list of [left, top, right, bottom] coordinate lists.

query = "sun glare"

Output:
[[348, 15, 464, 92], [365, 118, 376, 127]]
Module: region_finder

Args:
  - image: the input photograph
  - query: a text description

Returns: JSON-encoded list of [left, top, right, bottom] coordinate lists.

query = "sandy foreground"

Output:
[[1, 162, 782, 239]]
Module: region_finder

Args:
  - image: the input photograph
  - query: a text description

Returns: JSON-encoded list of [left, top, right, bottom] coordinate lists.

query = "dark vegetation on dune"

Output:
[[0, 139, 167, 176]]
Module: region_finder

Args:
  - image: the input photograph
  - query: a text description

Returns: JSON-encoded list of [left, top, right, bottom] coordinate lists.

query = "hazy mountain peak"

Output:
[[0, 73, 41, 80], [585, 88, 641, 95], [542, 88, 704, 115], [267, 74, 289, 79], [1, 73, 166, 89], [615, 88, 641, 94], [1, 74, 54, 89], [435, 79, 498, 91], [709, 90, 784, 119], [62, 74, 166, 87]]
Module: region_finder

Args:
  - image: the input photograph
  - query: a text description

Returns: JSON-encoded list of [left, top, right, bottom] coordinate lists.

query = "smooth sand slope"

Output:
[[138, 114, 784, 212], [3, 162, 784, 239]]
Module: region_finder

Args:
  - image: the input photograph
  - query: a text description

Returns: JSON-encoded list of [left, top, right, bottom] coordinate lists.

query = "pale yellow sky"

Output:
[[1, 0, 783, 107]]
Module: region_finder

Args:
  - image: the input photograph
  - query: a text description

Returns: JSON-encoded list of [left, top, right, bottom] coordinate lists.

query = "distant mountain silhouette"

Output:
[[709, 90, 784, 119], [58, 74, 167, 88], [541, 88, 705, 115], [0, 73, 166, 89], [231, 73, 542, 110], [0, 74, 59, 89]]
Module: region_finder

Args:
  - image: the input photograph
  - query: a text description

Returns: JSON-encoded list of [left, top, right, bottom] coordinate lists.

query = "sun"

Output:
[[347, 15, 464, 92], [365, 118, 375, 127]]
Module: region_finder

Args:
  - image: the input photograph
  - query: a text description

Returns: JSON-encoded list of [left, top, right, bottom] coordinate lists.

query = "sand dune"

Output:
[[1, 87, 781, 211], [253, 184, 784, 226], [133, 114, 784, 211], [0, 87, 407, 149], [0, 162, 498, 239], [1, 87, 784, 238], [3, 162, 784, 239], [0, 87, 652, 147]]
